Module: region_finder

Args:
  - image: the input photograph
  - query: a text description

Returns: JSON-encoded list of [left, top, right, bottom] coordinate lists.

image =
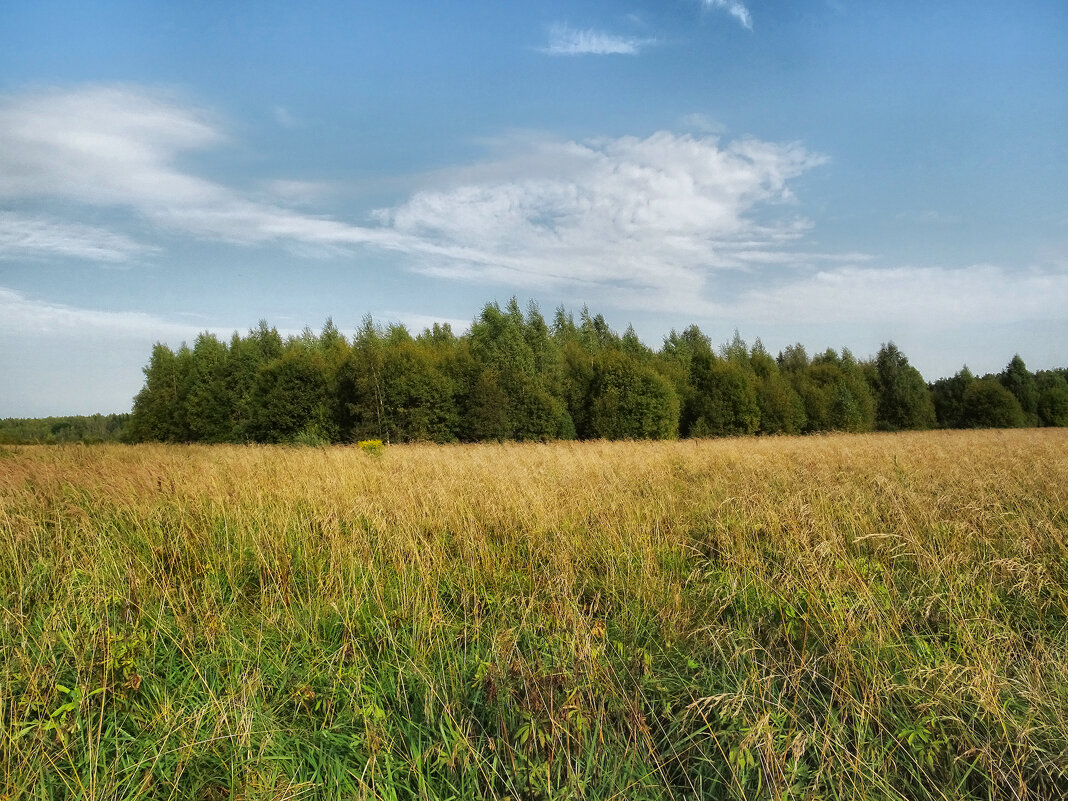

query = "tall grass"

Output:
[[1, 430, 1066, 799]]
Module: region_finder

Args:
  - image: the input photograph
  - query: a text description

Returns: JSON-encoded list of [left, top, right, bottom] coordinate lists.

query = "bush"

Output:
[[358, 439, 385, 456]]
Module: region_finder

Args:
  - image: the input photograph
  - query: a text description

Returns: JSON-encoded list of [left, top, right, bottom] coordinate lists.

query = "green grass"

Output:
[[1, 430, 1067, 799]]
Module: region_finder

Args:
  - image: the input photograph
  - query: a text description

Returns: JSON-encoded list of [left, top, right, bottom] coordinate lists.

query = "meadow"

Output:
[[1, 430, 1066, 800]]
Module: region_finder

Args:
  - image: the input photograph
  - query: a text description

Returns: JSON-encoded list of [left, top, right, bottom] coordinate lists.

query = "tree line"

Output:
[[127, 299, 1068, 444], [0, 414, 130, 445]]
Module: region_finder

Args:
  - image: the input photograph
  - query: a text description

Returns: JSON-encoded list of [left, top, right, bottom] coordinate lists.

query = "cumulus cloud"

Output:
[[375, 132, 828, 310], [704, 0, 753, 29], [541, 24, 652, 55], [0, 212, 152, 263]]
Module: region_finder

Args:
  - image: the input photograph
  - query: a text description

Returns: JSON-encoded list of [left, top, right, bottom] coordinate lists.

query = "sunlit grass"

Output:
[[1, 430, 1066, 799]]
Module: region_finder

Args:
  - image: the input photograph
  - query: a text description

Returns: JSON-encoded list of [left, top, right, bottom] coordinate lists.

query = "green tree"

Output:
[[621, 324, 653, 363], [962, 378, 1026, 428], [930, 367, 975, 429], [366, 332, 458, 443], [225, 321, 285, 441], [577, 306, 621, 352], [659, 325, 713, 410], [684, 354, 760, 437], [1037, 387, 1068, 427], [251, 346, 331, 443], [338, 316, 389, 441], [720, 329, 750, 365], [1036, 370, 1068, 426], [185, 333, 233, 442], [795, 358, 875, 433], [999, 355, 1039, 426], [746, 339, 806, 435], [464, 368, 512, 441], [129, 343, 193, 442], [558, 338, 596, 439], [749, 338, 777, 379], [756, 372, 806, 434], [588, 350, 678, 439], [467, 300, 571, 440], [777, 343, 810, 375], [870, 343, 936, 431]]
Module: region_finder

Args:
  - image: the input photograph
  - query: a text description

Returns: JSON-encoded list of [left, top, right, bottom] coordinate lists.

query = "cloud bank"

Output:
[[726, 264, 1068, 330]]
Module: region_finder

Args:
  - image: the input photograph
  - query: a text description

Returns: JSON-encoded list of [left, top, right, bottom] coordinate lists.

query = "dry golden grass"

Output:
[[1, 429, 1066, 799]]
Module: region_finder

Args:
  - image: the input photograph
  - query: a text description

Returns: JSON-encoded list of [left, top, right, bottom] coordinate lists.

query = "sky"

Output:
[[1, 1, 1066, 417]]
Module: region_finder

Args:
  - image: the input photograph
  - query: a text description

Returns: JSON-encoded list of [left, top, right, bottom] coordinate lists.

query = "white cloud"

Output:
[[0, 285, 210, 340], [704, 0, 753, 29], [0, 86, 829, 311], [0, 212, 153, 263], [0, 85, 396, 254], [0, 85, 223, 207], [273, 105, 300, 128], [541, 24, 652, 55], [375, 131, 828, 310], [15, 83, 1049, 347], [260, 179, 335, 206], [726, 264, 1068, 329]]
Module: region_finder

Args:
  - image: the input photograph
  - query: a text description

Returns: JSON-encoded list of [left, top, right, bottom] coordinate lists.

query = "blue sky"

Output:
[[1, 0, 1066, 416]]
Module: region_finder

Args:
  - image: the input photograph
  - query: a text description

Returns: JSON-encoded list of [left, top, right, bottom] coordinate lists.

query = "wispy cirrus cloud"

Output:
[[0, 85, 398, 254], [0, 285, 209, 339], [0, 212, 154, 263], [540, 24, 653, 55], [704, 0, 753, 30]]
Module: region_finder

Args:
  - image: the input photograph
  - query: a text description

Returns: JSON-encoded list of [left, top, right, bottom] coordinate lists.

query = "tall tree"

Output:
[[467, 300, 571, 440], [251, 346, 332, 443], [1035, 370, 1068, 427], [588, 350, 678, 440], [130, 343, 191, 442], [755, 371, 806, 435], [930, 367, 975, 429], [185, 333, 233, 443], [870, 343, 936, 431], [684, 353, 760, 437], [998, 355, 1039, 426]]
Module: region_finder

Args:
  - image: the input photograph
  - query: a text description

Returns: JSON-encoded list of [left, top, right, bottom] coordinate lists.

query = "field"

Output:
[[1, 430, 1067, 800]]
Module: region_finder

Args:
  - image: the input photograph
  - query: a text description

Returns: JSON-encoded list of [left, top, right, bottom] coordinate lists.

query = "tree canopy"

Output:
[[126, 299, 1067, 445]]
